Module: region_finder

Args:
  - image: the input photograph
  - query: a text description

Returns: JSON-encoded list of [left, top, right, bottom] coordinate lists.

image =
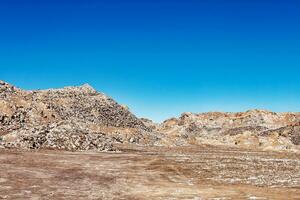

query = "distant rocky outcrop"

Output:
[[157, 110, 300, 151]]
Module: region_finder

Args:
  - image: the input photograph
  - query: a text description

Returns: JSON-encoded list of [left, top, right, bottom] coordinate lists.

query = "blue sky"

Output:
[[1, 0, 300, 122]]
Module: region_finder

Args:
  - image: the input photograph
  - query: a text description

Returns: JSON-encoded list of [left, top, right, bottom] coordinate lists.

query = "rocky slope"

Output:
[[157, 110, 300, 151], [0, 80, 299, 152], [0, 81, 158, 151]]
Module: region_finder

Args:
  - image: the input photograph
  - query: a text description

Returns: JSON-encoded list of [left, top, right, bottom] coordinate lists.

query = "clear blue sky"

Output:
[[1, 0, 299, 122]]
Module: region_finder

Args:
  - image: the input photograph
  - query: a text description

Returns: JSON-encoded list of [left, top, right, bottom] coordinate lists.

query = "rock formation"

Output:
[[0, 81, 158, 151], [0, 80, 299, 152], [157, 110, 300, 151]]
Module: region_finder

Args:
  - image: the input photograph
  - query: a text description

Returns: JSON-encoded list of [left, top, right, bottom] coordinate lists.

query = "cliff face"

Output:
[[157, 110, 300, 151], [0, 81, 156, 151]]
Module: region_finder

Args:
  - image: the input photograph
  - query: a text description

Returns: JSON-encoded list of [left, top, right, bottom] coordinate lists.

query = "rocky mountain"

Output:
[[0, 80, 299, 152], [157, 110, 300, 151], [0, 81, 158, 151]]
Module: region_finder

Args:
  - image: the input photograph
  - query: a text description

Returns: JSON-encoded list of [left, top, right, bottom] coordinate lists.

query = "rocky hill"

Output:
[[0, 81, 158, 151], [0, 80, 299, 152], [157, 110, 300, 151]]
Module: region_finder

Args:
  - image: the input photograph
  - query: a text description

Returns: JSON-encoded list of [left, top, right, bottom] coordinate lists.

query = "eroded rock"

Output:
[[0, 81, 154, 151]]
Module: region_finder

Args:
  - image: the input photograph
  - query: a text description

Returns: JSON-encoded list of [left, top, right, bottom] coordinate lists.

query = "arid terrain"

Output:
[[1, 80, 300, 199], [1, 145, 300, 199]]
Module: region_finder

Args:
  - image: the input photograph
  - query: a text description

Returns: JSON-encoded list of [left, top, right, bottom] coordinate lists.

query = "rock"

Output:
[[1, 80, 300, 153], [140, 118, 159, 130], [0, 80, 155, 151], [157, 110, 300, 152]]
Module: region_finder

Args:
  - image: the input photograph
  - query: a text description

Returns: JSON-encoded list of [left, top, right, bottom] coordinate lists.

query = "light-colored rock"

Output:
[[0, 80, 156, 151], [1, 80, 299, 152], [156, 110, 300, 152]]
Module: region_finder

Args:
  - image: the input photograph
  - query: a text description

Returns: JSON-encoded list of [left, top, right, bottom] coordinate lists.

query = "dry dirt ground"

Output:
[[0, 145, 300, 200]]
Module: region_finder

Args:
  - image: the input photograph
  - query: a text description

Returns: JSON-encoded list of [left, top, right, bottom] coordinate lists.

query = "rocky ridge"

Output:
[[157, 110, 300, 151], [0, 80, 299, 152], [0, 81, 158, 151]]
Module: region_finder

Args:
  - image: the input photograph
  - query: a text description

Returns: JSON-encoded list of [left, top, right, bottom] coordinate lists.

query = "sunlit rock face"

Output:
[[0, 81, 157, 151], [157, 110, 300, 151], [0, 80, 299, 152]]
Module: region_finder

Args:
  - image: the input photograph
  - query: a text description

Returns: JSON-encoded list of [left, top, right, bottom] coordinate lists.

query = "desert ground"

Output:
[[1, 81, 300, 199], [1, 145, 299, 200]]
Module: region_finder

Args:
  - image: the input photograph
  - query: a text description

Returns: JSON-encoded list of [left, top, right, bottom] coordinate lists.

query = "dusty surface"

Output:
[[1, 145, 300, 200]]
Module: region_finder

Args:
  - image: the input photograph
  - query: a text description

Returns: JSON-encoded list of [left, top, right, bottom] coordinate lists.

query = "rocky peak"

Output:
[[0, 82, 151, 151], [36, 83, 99, 97], [66, 83, 97, 94], [0, 81, 26, 99]]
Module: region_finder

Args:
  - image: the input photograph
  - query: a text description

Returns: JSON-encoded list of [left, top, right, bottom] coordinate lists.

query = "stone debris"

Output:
[[2, 121, 117, 151]]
